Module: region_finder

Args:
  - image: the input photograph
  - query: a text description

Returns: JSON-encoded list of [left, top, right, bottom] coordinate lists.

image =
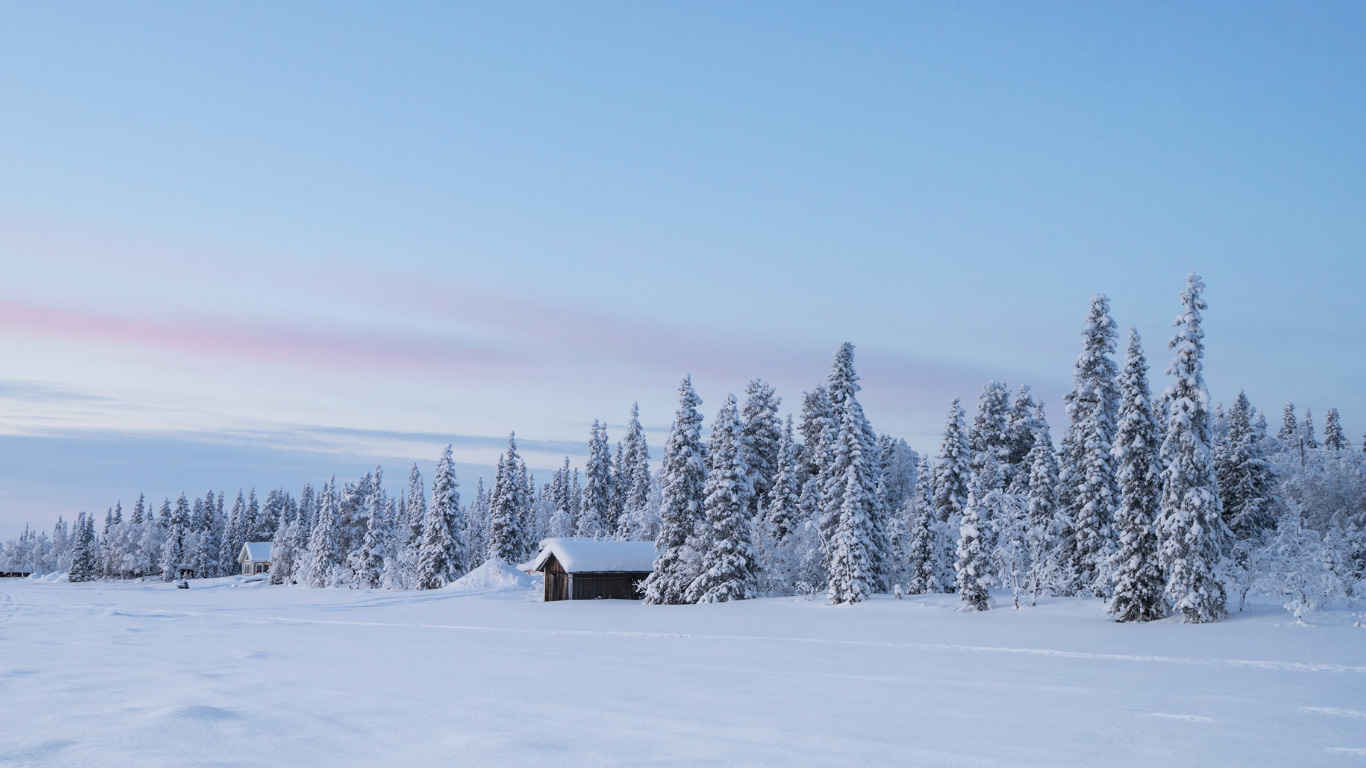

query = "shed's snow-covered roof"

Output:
[[241, 542, 272, 562], [531, 538, 657, 573]]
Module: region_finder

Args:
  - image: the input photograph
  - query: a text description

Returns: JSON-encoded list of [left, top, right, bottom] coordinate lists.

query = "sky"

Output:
[[1, 1, 1363, 539]]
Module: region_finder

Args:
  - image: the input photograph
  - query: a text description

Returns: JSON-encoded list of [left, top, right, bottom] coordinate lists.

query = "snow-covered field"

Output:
[[2, 573, 1363, 768]]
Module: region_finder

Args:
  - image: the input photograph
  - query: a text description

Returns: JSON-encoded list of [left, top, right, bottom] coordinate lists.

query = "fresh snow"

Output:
[[445, 558, 536, 594], [239, 542, 272, 561], [531, 538, 657, 573], [2, 579, 1364, 767]]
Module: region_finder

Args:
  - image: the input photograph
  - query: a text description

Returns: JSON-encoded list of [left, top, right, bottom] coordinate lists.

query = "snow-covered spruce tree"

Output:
[[956, 454, 999, 611], [970, 381, 1014, 477], [1058, 295, 1121, 597], [799, 385, 836, 478], [643, 376, 708, 605], [191, 503, 220, 580], [515, 462, 538, 561], [686, 395, 758, 603], [97, 503, 120, 579], [268, 501, 297, 585], [905, 458, 940, 594], [1107, 327, 1167, 622], [244, 488, 263, 545], [1324, 408, 1348, 451], [823, 343, 884, 603], [548, 459, 577, 538], [488, 433, 528, 563], [222, 491, 246, 576], [465, 477, 490, 570], [68, 512, 97, 582], [616, 404, 655, 540], [305, 478, 345, 588], [933, 399, 971, 523], [1215, 391, 1277, 540], [1006, 386, 1044, 493], [355, 500, 390, 589], [286, 484, 315, 582], [51, 515, 72, 573], [740, 379, 782, 519], [1278, 403, 1298, 444], [1302, 408, 1320, 449], [578, 420, 614, 538], [764, 415, 801, 543], [1157, 272, 1229, 623], [1022, 403, 1061, 602], [160, 494, 190, 581], [877, 435, 920, 519], [350, 470, 391, 588], [417, 445, 465, 588]]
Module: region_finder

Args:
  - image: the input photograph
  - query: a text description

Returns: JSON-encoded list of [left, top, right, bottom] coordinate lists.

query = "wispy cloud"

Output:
[[0, 379, 116, 404], [0, 298, 524, 379]]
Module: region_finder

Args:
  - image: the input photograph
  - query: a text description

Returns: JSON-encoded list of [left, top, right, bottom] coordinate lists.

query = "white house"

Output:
[[239, 542, 272, 576]]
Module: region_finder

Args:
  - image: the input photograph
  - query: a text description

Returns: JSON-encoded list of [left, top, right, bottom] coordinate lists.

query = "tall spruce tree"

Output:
[[548, 458, 577, 537], [1278, 403, 1298, 443], [69, 512, 97, 582], [616, 404, 654, 540], [1323, 408, 1348, 450], [306, 478, 344, 588], [578, 420, 614, 538], [1157, 273, 1228, 623], [823, 343, 883, 603], [418, 445, 464, 588], [643, 376, 708, 605], [905, 457, 940, 594], [1107, 327, 1167, 622], [160, 494, 190, 581], [1215, 391, 1277, 539], [405, 465, 426, 553], [1058, 294, 1121, 597], [765, 415, 801, 542], [1302, 408, 1320, 449], [933, 399, 971, 523], [1023, 403, 1061, 601], [956, 454, 999, 611], [1006, 385, 1044, 492], [686, 395, 758, 603], [740, 379, 783, 519], [488, 433, 528, 562], [969, 381, 1014, 473]]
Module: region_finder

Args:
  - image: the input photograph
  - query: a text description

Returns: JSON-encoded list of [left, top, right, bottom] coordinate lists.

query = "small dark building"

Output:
[[531, 538, 657, 602]]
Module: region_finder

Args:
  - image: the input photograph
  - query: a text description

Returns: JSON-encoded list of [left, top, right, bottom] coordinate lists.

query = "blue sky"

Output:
[[1, 1, 1363, 538]]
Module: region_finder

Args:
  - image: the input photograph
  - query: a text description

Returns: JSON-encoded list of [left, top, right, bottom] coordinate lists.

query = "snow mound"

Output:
[[446, 559, 535, 593]]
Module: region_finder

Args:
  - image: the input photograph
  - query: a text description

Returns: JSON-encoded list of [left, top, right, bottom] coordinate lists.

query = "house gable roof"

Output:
[[240, 542, 273, 562], [531, 538, 657, 574]]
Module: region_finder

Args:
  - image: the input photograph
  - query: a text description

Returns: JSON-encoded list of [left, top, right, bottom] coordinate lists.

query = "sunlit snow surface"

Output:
[[1, 577, 1363, 767]]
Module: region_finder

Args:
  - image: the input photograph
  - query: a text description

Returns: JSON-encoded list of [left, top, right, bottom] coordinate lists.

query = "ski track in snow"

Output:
[[0, 590, 19, 625], [257, 615, 1366, 674], [1301, 707, 1366, 718]]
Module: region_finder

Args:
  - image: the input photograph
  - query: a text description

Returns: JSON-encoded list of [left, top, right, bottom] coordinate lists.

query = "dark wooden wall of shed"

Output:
[[543, 556, 570, 602], [569, 572, 650, 600]]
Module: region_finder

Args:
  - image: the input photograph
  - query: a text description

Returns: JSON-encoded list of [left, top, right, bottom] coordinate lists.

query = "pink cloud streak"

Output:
[[0, 299, 522, 379]]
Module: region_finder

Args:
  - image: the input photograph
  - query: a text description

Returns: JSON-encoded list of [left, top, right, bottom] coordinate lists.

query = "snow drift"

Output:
[[445, 558, 535, 593]]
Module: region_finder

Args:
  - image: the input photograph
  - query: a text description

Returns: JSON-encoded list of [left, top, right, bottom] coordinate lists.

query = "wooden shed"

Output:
[[531, 538, 657, 602]]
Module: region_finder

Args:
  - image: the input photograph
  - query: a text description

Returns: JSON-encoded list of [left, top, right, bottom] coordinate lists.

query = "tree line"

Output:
[[3, 273, 1363, 623]]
